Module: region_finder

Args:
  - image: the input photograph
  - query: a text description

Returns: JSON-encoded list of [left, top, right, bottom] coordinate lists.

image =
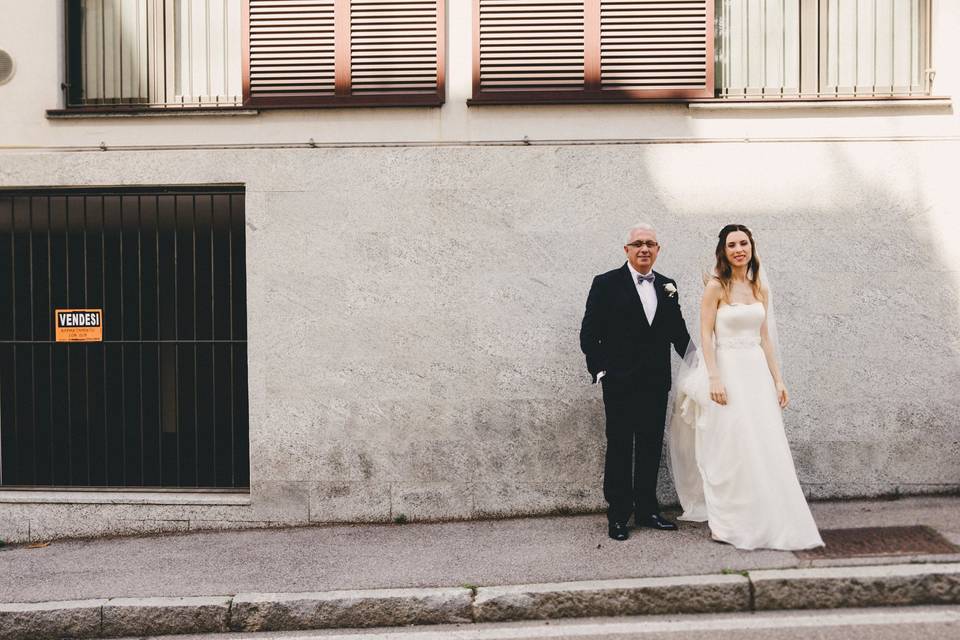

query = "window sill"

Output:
[[468, 91, 712, 106], [0, 489, 251, 506], [688, 97, 952, 111], [47, 107, 259, 119]]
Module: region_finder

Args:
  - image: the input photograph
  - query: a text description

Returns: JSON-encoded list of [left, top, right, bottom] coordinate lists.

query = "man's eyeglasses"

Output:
[[626, 241, 659, 249]]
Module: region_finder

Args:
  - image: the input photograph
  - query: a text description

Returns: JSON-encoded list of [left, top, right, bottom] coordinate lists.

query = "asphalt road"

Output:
[[115, 606, 960, 640]]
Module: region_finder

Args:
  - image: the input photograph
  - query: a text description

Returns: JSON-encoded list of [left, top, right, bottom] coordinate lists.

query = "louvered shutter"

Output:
[[243, 0, 444, 107], [351, 0, 441, 95], [599, 0, 712, 98], [246, 0, 337, 103], [476, 0, 586, 95], [472, 0, 713, 102]]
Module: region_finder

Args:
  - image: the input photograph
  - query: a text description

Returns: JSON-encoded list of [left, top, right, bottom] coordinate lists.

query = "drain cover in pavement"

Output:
[[795, 525, 959, 559]]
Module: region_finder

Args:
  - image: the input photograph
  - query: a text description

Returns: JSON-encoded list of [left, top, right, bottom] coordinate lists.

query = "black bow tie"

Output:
[[637, 273, 655, 284]]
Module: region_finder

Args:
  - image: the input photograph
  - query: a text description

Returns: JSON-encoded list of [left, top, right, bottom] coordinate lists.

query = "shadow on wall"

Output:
[[629, 138, 960, 504], [276, 138, 960, 521]]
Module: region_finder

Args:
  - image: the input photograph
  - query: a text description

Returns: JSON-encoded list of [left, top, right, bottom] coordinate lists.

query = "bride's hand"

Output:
[[776, 382, 789, 409], [709, 378, 727, 405]]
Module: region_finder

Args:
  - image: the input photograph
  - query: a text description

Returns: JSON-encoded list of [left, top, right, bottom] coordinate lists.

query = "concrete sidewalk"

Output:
[[1, 496, 958, 639]]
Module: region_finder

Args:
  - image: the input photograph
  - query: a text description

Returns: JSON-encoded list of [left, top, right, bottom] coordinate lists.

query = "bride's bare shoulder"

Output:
[[702, 278, 723, 303]]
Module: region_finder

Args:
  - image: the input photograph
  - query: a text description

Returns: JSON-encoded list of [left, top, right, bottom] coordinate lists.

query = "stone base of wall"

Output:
[[2, 481, 957, 544]]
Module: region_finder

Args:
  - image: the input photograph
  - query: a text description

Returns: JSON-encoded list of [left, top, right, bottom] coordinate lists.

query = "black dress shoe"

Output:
[[608, 521, 630, 541], [636, 513, 678, 531]]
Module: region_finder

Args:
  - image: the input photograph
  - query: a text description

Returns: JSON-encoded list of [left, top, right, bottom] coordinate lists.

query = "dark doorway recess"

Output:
[[0, 186, 249, 489]]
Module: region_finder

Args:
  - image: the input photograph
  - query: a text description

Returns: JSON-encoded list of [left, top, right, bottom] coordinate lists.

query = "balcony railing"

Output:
[[65, 0, 242, 109]]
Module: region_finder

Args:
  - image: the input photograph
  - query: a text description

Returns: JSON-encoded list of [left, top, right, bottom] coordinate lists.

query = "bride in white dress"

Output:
[[670, 224, 824, 551]]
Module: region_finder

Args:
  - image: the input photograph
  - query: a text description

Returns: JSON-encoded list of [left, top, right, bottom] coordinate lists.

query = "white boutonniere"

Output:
[[664, 283, 677, 298]]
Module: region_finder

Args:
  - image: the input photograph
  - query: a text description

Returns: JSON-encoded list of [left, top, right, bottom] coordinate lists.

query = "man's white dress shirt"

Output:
[[627, 262, 657, 326]]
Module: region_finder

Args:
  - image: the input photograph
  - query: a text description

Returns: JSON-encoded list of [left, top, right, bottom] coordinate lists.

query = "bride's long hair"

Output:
[[713, 224, 765, 304]]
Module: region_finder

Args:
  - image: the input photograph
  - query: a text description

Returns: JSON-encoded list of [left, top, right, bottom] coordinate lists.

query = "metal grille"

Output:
[[795, 526, 960, 559], [0, 49, 14, 85], [0, 187, 249, 489]]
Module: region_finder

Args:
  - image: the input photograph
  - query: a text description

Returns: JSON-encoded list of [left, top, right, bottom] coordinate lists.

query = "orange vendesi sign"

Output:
[[55, 309, 103, 342]]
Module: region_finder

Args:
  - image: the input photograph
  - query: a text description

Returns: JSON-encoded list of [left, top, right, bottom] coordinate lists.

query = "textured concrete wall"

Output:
[[0, 140, 957, 541]]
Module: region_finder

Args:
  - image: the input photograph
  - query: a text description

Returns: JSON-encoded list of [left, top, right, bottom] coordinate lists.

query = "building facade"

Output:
[[0, 1, 958, 542]]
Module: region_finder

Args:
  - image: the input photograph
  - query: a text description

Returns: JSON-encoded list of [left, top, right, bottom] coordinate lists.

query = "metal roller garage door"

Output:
[[0, 186, 249, 489]]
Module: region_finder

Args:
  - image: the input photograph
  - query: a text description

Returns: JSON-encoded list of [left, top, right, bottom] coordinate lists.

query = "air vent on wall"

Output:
[[0, 49, 14, 85]]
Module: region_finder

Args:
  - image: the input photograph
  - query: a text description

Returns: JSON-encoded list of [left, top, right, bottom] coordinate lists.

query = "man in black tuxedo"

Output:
[[580, 223, 692, 541]]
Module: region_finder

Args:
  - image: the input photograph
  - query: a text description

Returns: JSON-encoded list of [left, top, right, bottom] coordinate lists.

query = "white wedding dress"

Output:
[[670, 302, 824, 551]]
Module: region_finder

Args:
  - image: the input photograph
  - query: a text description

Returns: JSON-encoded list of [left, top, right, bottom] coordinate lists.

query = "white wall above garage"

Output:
[[0, 1, 959, 150]]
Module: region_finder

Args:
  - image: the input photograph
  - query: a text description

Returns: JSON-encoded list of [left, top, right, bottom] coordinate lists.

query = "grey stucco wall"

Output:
[[0, 140, 958, 541]]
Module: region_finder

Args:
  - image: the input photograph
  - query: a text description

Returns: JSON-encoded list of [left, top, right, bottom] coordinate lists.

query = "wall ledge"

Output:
[[47, 108, 259, 119], [0, 490, 251, 506], [688, 98, 952, 111]]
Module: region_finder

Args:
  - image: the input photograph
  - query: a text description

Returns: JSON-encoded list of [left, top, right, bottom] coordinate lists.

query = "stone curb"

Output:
[[0, 562, 958, 639], [473, 574, 750, 622], [0, 599, 105, 640], [102, 596, 232, 637], [230, 587, 473, 632], [751, 563, 960, 611]]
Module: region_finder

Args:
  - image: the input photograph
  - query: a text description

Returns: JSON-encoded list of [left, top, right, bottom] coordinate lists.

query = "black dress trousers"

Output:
[[601, 381, 669, 525]]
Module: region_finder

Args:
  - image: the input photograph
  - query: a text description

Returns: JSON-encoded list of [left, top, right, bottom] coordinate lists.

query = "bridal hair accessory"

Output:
[[664, 283, 677, 297]]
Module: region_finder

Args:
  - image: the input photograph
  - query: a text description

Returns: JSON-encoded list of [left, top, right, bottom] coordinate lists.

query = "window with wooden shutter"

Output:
[[471, 0, 713, 103], [243, 0, 444, 107]]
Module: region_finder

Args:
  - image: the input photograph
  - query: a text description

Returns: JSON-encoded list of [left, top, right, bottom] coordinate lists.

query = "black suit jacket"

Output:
[[579, 264, 691, 391]]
